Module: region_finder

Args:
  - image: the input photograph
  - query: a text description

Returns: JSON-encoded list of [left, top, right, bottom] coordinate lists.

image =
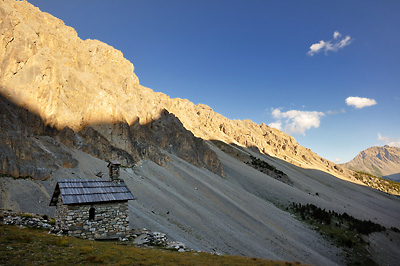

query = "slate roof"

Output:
[[49, 179, 135, 206]]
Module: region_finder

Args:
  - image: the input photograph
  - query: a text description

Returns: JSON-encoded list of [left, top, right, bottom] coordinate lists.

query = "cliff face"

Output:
[[0, 0, 223, 178], [0, 0, 140, 129], [0, 96, 78, 180], [343, 146, 400, 180], [0, 93, 224, 179], [0, 0, 350, 181]]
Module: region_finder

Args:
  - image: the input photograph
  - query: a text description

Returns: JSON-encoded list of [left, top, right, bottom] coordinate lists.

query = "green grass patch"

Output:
[[0, 224, 307, 266]]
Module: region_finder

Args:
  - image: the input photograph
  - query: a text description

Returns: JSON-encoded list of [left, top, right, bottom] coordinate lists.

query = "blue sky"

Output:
[[29, 0, 400, 163]]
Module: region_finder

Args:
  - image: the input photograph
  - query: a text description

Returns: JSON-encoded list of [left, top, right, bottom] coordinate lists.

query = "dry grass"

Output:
[[0, 224, 307, 266]]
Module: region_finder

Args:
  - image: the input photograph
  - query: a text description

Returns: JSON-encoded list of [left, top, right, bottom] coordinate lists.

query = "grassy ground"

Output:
[[0, 224, 306, 266]]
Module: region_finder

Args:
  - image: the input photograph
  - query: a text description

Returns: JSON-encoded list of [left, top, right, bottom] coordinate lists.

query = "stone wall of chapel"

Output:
[[55, 200, 130, 239]]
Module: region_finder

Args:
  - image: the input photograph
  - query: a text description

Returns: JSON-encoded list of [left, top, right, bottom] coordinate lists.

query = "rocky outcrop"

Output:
[[0, 96, 78, 180], [0, 93, 224, 179], [343, 145, 400, 179]]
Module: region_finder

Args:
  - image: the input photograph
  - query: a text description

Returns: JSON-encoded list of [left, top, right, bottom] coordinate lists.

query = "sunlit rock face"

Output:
[[0, 0, 139, 129], [0, 0, 223, 178], [343, 146, 400, 179], [0, 0, 355, 182]]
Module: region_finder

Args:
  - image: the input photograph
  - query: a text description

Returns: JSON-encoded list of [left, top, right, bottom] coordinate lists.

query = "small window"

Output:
[[89, 207, 95, 221]]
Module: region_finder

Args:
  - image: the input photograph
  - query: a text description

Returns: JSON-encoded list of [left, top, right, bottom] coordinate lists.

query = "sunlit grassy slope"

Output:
[[0, 224, 307, 266]]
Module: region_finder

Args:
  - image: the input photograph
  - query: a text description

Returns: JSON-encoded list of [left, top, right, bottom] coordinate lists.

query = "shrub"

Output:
[[21, 213, 33, 219], [56, 239, 71, 247], [85, 255, 104, 263], [391, 227, 400, 233], [78, 245, 94, 254]]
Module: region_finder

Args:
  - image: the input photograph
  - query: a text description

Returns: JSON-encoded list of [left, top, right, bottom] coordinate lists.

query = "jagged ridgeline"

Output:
[[0, 0, 359, 183]]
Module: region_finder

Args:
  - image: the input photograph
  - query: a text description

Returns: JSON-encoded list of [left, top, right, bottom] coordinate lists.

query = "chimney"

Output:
[[107, 160, 121, 183]]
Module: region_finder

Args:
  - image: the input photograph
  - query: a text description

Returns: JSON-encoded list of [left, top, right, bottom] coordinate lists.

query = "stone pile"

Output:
[[167, 241, 188, 252], [131, 229, 167, 246], [130, 228, 188, 251], [0, 210, 55, 231]]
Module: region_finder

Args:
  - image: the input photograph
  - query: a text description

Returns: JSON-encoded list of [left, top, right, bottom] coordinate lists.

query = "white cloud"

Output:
[[346, 96, 377, 109], [308, 41, 327, 55], [307, 31, 353, 56], [270, 108, 325, 135], [378, 133, 389, 142], [388, 140, 400, 147], [378, 133, 400, 147], [326, 109, 346, 115], [333, 31, 341, 39], [335, 158, 342, 163], [338, 36, 352, 49], [268, 122, 282, 131]]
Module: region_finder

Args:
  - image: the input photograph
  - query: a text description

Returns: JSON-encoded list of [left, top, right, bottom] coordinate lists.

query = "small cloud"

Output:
[[269, 122, 282, 131], [378, 133, 400, 147], [270, 108, 325, 135], [346, 96, 377, 109], [388, 140, 400, 147], [326, 110, 338, 115], [326, 109, 345, 115], [335, 158, 342, 163], [378, 133, 389, 142], [308, 41, 327, 56], [333, 31, 341, 39], [307, 31, 353, 56]]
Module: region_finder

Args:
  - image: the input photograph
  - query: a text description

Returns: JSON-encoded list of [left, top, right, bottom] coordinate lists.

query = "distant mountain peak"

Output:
[[343, 146, 400, 181]]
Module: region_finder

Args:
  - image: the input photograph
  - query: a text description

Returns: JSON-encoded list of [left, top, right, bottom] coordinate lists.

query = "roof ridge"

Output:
[[61, 191, 131, 195], [58, 179, 126, 183]]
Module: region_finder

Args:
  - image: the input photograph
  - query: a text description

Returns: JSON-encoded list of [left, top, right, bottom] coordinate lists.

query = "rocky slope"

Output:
[[0, 0, 354, 184], [343, 145, 400, 181], [0, 93, 223, 178]]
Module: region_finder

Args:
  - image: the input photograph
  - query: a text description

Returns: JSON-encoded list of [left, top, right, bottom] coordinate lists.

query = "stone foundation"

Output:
[[55, 199, 130, 239]]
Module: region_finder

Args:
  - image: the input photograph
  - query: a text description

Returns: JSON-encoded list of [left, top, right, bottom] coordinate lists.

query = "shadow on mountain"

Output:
[[384, 173, 400, 182], [209, 138, 400, 197], [209, 139, 293, 185], [0, 93, 223, 180]]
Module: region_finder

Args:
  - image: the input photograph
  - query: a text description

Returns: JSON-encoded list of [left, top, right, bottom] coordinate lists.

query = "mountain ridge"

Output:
[[0, 0, 355, 185], [343, 145, 400, 181]]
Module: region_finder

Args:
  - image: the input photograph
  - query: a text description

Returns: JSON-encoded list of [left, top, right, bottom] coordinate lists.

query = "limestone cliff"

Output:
[[0, 0, 223, 177], [0, 0, 363, 184]]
